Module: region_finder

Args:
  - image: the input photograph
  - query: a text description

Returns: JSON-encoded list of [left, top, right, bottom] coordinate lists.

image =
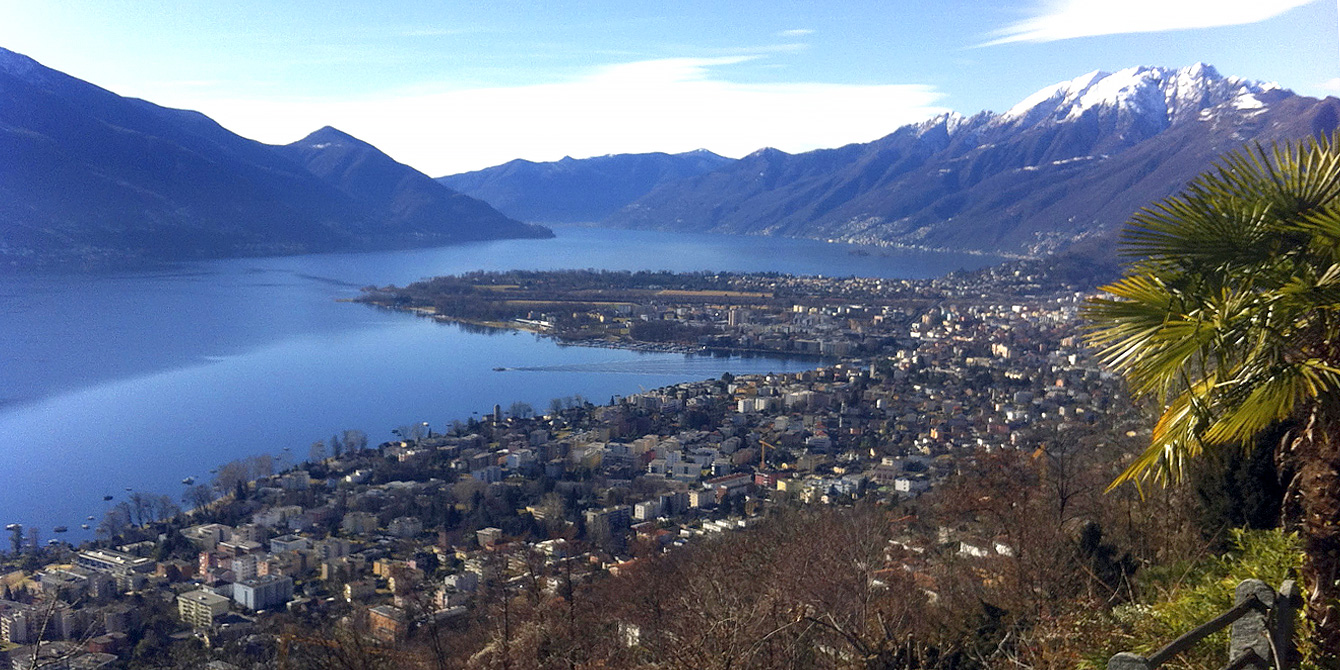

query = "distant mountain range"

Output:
[[0, 47, 549, 270], [438, 150, 733, 223], [443, 64, 1339, 259], [9, 48, 1338, 271]]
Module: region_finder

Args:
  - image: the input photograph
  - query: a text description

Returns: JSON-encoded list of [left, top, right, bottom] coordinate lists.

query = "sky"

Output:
[[1, 0, 1336, 176]]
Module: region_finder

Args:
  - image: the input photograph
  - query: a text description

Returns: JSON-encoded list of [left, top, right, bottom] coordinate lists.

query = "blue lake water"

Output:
[[0, 227, 1002, 539]]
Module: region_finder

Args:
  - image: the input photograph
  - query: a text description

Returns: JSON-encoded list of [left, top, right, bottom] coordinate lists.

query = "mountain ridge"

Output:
[[438, 150, 733, 223], [597, 64, 1334, 257], [0, 47, 549, 271]]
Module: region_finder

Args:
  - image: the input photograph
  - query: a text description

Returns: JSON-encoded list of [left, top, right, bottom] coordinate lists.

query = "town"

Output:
[[0, 262, 1150, 668], [354, 263, 1104, 359]]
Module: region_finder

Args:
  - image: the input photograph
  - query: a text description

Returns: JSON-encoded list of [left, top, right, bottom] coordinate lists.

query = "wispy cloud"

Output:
[[981, 0, 1319, 45], [716, 42, 810, 55], [776, 28, 814, 37], [180, 56, 948, 176], [650, 42, 810, 57], [400, 25, 496, 38]]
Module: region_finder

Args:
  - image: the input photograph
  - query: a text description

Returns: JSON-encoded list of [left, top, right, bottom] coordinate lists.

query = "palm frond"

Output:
[[1200, 361, 1340, 444], [1108, 386, 1211, 490], [1088, 134, 1340, 491]]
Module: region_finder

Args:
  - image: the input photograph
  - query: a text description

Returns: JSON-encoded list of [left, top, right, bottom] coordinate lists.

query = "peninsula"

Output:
[[353, 266, 1082, 359]]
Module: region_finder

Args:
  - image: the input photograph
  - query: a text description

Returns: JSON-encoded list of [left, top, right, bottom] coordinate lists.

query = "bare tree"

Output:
[[310, 439, 327, 463], [276, 621, 414, 670], [246, 453, 274, 479], [153, 494, 180, 521], [182, 484, 214, 511], [343, 429, 368, 452], [396, 424, 426, 442], [213, 460, 250, 495], [127, 492, 150, 525], [97, 503, 132, 539], [25, 596, 105, 670]]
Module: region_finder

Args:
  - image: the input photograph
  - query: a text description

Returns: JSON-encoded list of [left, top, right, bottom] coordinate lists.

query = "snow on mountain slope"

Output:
[[1001, 69, 1108, 127], [997, 63, 1281, 131], [600, 63, 1329, 259]]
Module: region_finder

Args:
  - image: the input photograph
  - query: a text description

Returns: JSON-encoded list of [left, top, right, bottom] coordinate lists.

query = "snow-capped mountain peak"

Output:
[[997, 64, 1282, 131], [912, 111, 969, 138], [1001, 69, 1108, 125]]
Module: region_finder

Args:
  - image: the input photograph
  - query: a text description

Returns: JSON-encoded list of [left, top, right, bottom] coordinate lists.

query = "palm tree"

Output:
[[1085, 135, 1340, 658]]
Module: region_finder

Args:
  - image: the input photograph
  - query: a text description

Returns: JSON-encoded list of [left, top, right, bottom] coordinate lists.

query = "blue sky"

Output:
[[2, 0, 1335, 175]]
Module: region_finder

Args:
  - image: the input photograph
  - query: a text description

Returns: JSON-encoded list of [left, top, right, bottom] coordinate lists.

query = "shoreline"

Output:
[[366, 302, 836, 364]]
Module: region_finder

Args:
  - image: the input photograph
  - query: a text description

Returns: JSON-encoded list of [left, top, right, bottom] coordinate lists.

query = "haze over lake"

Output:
[[0, 227, 1001, 538]]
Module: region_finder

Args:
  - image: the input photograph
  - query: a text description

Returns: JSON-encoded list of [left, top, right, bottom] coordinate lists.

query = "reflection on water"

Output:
[[503, 357, 816, 375], [0, 227, 998, 536]]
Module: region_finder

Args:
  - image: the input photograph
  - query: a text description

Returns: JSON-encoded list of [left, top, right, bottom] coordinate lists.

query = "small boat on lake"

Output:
[[53, 526, 67, 533], [182, 477, 195, 485]]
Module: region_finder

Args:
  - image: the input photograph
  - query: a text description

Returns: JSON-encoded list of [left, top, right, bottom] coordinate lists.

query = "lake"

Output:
[[0, 227, 1002, 539]]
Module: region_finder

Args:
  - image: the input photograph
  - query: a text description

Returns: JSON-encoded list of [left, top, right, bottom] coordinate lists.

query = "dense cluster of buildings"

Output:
[[0, 267, 1139, 667]]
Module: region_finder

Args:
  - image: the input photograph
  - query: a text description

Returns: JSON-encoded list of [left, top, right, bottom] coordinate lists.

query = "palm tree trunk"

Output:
[[1292, 410, 1340, 661]]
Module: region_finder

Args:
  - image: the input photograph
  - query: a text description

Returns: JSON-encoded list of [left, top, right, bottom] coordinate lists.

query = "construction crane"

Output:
[[758, 439, 775, 470]]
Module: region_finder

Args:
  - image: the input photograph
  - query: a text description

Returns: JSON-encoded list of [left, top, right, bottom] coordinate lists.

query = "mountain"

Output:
[[278, 126, 548, 239], [603, 64, 1340, 257], [0, 47, 548, 270], [438, 150, 734, 223]]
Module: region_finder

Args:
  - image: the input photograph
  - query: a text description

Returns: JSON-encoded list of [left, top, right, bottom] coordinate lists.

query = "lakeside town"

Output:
[[0, 261, 1150, 668]]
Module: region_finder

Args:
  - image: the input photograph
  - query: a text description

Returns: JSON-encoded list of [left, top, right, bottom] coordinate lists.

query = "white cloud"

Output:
[[1320, 78, 1340, 95], [776, 28, 815, 37], [170, 56, 948, 176], [983, 0, 1319, 45]]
